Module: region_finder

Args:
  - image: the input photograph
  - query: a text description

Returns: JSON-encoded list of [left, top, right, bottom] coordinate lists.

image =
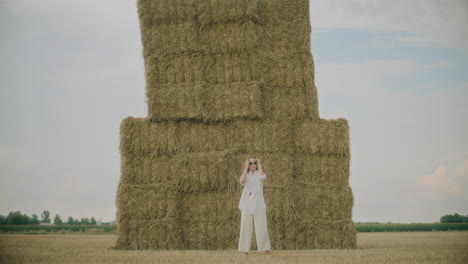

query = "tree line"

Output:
[[0, 210, 112, 225], [1, 210, 466, 225], [440, 213, 468, 223]]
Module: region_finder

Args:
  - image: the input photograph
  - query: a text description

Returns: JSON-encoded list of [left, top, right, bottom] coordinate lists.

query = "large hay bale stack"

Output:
[[115, 0, 356, 250]]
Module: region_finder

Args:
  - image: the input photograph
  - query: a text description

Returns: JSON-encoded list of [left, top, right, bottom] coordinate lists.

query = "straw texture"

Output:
[[115, 0, 356, 250]]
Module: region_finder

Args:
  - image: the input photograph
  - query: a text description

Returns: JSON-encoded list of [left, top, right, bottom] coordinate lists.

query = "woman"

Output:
[[238, 156, 272, 255]]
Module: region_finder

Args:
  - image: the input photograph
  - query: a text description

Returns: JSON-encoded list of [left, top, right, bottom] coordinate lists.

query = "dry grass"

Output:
[[1, 232, 467, 263]]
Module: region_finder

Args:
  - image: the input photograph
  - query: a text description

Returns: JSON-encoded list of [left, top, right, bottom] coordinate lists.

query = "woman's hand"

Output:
[[244, 159, 249, 168], [256, 158, 261, 165]]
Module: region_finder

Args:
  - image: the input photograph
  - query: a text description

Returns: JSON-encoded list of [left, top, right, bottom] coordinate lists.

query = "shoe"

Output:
[[265, 250, 272, 255]]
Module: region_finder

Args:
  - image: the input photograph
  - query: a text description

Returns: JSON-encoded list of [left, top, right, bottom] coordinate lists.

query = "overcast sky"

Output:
[[1, 0, 467, 223]]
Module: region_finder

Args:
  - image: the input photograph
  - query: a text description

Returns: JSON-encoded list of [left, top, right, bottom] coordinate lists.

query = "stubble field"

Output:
[[0, 231, 467, 263]]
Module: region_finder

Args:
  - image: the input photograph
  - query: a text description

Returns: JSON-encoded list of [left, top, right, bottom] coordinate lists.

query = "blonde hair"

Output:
[[247, 156, 258, 172]]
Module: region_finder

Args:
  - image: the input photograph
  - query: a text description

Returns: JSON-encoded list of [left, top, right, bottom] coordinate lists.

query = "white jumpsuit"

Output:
[[238, 170, 272, 252]]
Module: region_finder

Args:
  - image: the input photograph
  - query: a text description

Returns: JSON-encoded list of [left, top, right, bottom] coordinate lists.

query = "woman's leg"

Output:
[[238, 210, 253, 253], [253, 208, 271, 252]]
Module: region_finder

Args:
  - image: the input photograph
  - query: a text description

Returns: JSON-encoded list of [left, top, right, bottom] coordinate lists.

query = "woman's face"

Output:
[[248, 158, 257, 172]]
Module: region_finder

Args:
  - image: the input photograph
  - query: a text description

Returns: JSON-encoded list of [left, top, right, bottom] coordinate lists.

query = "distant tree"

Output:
[[67, 216, 74, 225], [8, 211, 30, 225], [53, 214, 63, 225], [41, 210, 51, 223], [80, 218, 90, 225], [440, 213, 468, 223], [90, 217, 96, 225], [74, 218, 80, 225], [30, 214, 40, 225], [0, 215, 7, 225]]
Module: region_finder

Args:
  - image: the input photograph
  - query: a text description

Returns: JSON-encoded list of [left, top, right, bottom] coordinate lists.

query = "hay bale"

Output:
[[196, 0, 259, 26], [258, 0, 309, 25], [117, 117, 347, 158], [295, 219, 356, 249], [137, 0, 200, 58], [294, 118, 350, 156], [116, 116, 355, 249], [115, 0, 356, 250], [262, 53, 314, 89], [196, 0, 259, 53], [115, 218, 183, 250], [146, 81, 264, 122], [294, 184, 354, 221], [204, 52, 261, 84], [140, 0, 262, 122], [139, 22, 201, 58], [138, 0, 318, 122], [200, 21, 259, 53], [291, 182, 355, 249], [263, 184, 298, 249], [294, 154, 350, 186], [255, 0, 318, 120], [119, 147, 293, 192], [137, 0, 197, 26], [179, 191, 239, 249], [255, 52, 318, 121], [116, 184, 178, 219], [143, 51, 264, 122], [119, 117, 295, 157], [258, 20, 311, 53], [144, 54, 204, 85]]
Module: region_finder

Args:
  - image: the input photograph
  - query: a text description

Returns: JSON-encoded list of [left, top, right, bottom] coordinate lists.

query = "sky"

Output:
[[0, 0, 467, 224]]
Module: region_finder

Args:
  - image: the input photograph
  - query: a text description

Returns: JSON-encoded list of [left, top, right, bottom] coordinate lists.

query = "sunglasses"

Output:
[[249, 161, 257, 165]]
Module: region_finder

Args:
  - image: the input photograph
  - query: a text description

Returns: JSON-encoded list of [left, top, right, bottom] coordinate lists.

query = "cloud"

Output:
[[417, 152, 468, 164], [454, 159, 468, 179], [309, 0, 468, 52], [368, 36, 397, 49], [424, 61, 458, 69], [415, 159, 468, 202], [416, 165, 461, 198], [315, 59, 419, 97]]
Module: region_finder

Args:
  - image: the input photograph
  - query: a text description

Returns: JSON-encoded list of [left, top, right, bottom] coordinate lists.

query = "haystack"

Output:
[[115, 0, 356, 250]]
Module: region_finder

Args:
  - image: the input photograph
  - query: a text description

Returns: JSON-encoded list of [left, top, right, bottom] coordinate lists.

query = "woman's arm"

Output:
[[257, 158, 266, 180], [240, 159, 248, 185]]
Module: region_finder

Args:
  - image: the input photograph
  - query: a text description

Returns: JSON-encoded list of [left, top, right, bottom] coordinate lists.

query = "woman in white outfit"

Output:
[[238, 156, 272, 255]]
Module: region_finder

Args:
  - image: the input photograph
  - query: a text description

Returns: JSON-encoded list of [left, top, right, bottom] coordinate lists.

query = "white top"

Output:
[[238, 170, 267, 214]]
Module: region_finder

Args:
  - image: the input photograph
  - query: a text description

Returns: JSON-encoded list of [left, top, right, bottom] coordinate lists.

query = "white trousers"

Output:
[[238, 207, 271, 252]]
